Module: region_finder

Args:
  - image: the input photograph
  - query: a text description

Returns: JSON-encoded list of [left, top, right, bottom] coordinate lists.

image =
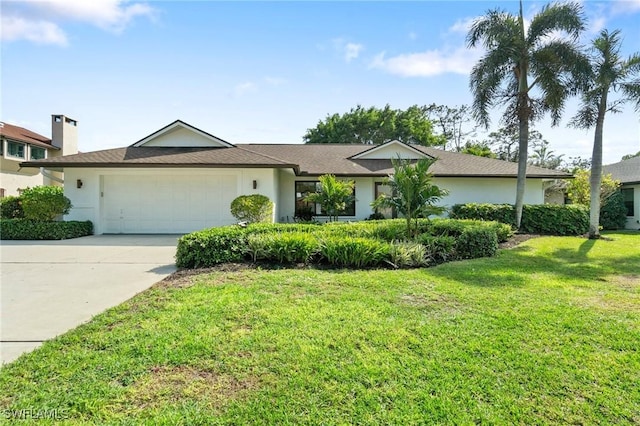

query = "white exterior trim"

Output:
[[350, 140, 430, 160], [132, 120, 234, 148]]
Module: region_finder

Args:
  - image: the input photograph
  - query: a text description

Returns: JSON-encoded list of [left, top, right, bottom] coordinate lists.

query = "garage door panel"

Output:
[[102, 174, 238, 234]]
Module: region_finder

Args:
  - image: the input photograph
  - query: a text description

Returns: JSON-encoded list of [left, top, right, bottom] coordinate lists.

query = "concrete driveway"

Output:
[[1, 235, 179, 365]]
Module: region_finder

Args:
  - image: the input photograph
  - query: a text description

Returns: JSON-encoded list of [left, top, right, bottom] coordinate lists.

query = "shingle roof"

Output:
[[603, 156, 640, 184], [243, 144, 571, 178], [22, 142, 571, 178], [0, 122, 56, 150], [21, 146, 297, 169]]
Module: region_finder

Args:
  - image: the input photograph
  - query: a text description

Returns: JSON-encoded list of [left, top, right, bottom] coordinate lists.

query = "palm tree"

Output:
[[467, 0, 588, 229], [305, 174, 355, 222], [371, 157, 448, 238], [570, 29, 640, 239]]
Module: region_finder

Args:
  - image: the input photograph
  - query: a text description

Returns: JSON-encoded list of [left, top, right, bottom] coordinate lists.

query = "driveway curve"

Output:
[[1, 235, 179, 365]]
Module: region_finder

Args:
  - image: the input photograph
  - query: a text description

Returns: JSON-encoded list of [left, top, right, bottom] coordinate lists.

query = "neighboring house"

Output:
[[0, 115, 78, 197], [603, 156, 640, 230], [22, 120, 570, 234]]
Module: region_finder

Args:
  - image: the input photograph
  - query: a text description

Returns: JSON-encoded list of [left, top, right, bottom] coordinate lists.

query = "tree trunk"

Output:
[[588, 93, 608, 239], [514, 0, 529, 230]]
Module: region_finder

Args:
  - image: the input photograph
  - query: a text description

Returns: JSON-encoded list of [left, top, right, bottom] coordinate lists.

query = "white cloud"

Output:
[[344, 42, 363, 62], [448, 17, 475, 35], [1, 15, 68, 46], [610, 0, 640, 15], [1, 0, 156, 45], [332, 38, 364, 62], [369, 46, 481, 77], [234, 82, 256, 96]]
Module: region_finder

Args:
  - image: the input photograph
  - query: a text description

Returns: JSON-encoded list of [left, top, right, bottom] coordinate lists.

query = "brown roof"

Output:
[[243, 144, 571, 178], [22, 142, 571, 178], [21, 146, 297, 170], [0, 122, 56, 150], [603, 156, 640, 184]]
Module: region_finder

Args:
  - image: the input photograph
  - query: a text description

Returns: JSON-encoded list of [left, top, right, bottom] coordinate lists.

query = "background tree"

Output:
[[303, 104, 444, 146], [621, 151, 640, 160], [566, 169, 626, 230], [569, 29, 640, 238], [460, 142, 496, 158], [529, 139, 564, 170], [467, 0, 588, 229], [425, 104, 478, 151], [371, 157, 448, 237], [305, 175, 355, 222]]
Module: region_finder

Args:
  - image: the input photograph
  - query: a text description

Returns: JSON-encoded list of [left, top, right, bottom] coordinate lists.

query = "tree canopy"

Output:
[[303, 104, 445, 146]]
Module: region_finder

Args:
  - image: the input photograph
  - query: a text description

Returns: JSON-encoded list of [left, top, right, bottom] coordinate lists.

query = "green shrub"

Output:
[[418, 234, 457, 264], [0, 196, 24, 219], [520, 205, 588, 235], [599, 191, 627, 230], [230, 194, 274, 223], [20, 186, 72, 221], [450, 203, 515, 226], [388, 242, 428, 268], [248, 232, 319, 264], [175, 226, 249, 268], [0, 219, 93, 240], [319, 237, 390, 268], [455, 227, 498, 260], [451, 203, 589, 236]]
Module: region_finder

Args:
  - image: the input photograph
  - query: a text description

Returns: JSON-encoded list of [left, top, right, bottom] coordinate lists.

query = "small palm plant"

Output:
[[305, 175, 355, 222], [372, 157, 448, 238]]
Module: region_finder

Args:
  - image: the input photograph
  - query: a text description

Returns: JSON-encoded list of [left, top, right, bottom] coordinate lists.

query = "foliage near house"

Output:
[[0, 196, 24, 219], [175, 218, 512, 269], [303, 104, 444, 146], [371, 157, 448, 237], [0, 219, 93, 240], [566, 169, 627, 230], [304, 175, 355, 222], [450, 203, 589, 235], [230, 194, 274, 223], [20, 186, 71, 221]]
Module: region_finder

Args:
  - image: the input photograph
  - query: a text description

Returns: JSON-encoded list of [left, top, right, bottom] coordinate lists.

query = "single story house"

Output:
[[603, 156, 640, 230], [1, 115, 78, 197], [22, 119, 571, 234]]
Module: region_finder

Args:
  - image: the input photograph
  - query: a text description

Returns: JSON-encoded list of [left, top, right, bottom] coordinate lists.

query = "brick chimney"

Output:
[[51, 115, 78, 156]]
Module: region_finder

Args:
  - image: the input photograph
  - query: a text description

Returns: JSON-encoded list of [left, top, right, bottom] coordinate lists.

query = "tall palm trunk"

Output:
[[588, 91, 608, 238], [514, 0, 529, 230]]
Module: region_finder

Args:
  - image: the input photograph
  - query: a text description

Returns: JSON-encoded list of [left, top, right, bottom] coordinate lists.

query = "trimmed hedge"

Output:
[[600, 192, 627, 230], [176, 218, 508, 269], [0, 196, 24, 219], [175, 227, 249, 268], [0, 219, 93, 240], [451, 203, 589, 235]]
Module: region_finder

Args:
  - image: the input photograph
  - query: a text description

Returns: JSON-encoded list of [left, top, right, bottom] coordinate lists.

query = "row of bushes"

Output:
[[0, 219, 93, 240], [450, 203, 590, 235], [176, 218, 511, 269]]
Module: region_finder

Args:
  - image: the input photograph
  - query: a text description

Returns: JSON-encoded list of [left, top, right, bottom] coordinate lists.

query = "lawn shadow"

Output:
[[425, 235, 640, 288]]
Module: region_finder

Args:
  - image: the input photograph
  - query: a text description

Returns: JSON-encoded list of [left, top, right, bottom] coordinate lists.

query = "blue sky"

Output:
[[2, 0, 640, 165]]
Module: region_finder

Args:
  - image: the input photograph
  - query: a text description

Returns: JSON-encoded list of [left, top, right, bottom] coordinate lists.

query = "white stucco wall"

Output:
[[63, 167, 278, 234], [275, 174, 546, 222]]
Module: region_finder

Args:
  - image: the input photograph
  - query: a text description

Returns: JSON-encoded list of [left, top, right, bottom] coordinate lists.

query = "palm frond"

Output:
[[526, 1, 585, 45]]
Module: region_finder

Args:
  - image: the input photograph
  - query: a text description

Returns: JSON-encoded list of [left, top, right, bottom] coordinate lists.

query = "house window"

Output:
[[622, 188, 634, 217], [295, 181, 356, 218], [7, 142, 25, 159], [374, 182, 396, 218], [30, 146, 46, 160]]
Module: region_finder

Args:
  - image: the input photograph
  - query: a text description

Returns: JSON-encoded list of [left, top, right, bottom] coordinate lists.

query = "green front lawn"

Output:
[[1, 232, 639, 424]]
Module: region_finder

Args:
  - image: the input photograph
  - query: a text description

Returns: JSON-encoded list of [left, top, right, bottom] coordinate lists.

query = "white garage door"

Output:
[[102, 174, 238, 234]]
